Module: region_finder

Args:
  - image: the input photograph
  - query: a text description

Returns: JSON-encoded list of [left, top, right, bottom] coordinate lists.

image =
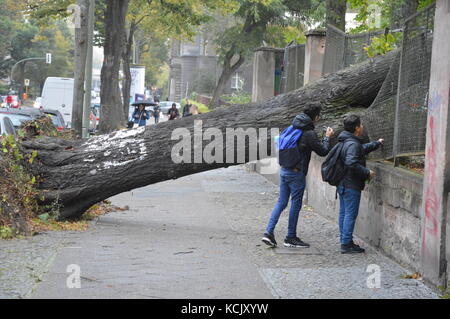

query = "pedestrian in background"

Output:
[[153, 103, 161, 124], [183, 99, 192, 117], [132, 104, 150, 127], [167, 103, 180, 120]]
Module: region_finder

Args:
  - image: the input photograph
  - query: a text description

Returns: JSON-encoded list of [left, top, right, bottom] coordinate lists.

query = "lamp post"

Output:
[[9, 54, 52, 93], [81, 0, 95, 138]]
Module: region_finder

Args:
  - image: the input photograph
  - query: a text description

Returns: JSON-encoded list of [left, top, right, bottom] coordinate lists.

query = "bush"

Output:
[[181, 98, 210, 114], [221, 92, 252, 105]]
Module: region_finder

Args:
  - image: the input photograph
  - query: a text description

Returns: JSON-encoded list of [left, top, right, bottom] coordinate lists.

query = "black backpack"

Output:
[[321, 142, 346, 186]]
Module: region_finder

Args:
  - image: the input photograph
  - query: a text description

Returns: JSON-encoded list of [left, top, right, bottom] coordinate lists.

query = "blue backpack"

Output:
[[278, 125, 303, 168]]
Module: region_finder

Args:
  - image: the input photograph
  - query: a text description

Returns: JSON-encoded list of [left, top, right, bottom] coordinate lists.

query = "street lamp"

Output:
[[9, 54, 52, 93]]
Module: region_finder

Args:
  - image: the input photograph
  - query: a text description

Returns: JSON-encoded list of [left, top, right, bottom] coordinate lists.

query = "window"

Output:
[[5, 118, 16, 136], [231, 73, 244, 90]]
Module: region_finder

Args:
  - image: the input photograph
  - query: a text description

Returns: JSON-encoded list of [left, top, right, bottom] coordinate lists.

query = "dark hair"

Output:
[[172, 103, 176, 107], [344, 115, 361, 133], [304, 105, 321, 121]]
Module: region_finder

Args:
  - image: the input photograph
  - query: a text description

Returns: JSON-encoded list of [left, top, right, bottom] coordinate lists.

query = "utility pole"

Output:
[[82, 0, 96, 138], [71, 0, 89, 136]]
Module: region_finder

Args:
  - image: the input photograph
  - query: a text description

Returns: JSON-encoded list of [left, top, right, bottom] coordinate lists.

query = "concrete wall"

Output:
[[304, 30, 327, 85], [305, 154, 426, 271], [252, 48, 276, 103], [252, 155, 450, 286]]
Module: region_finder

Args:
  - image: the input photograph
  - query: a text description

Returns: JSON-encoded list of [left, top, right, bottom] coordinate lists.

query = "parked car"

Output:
[[7, 95, 21, 108], [42, 109, 66, 131], [0, 114, 17, 136], [0, 107, 44, 129]]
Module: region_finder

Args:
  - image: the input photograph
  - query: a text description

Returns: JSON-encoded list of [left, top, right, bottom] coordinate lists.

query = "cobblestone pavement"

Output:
[[0, 166, 439, 299]]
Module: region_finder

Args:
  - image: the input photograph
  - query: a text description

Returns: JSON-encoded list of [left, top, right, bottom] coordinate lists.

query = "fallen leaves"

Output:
[[402, 272, 422, 280], [30, 200, 129, 234]]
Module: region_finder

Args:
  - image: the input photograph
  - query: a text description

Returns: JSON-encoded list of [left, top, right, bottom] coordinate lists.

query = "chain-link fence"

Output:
[[322, 25, 346, 75], [393, 3, 435, 158], [363, 52, 401, 159], [281, 43, 305, 94], [323, 25, 386, 75], [365, 3, 435, 160]]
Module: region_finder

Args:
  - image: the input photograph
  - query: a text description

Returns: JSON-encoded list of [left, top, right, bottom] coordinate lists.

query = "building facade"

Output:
[[168, 36, 253, 103]]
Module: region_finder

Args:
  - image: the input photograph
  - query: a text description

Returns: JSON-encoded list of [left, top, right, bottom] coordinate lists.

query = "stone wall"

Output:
[[305, 154, 425, 271]]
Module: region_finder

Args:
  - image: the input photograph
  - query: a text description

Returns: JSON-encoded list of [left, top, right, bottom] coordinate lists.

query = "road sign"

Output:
[[46, 53, 52, 64], [24, 79, 30, 86]]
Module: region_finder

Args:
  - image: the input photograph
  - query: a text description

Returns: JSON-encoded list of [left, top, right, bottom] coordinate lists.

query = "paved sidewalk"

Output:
[[1, 166, 438, 298]]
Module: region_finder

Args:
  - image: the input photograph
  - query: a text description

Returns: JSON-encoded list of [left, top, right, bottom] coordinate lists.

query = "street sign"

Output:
[[24, 79, 30, 86], [46, 53, 52, 64]]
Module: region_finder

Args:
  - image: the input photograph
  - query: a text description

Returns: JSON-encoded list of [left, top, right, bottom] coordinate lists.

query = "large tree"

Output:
[[17, 49, 398, 219], [326, 0, 346, 31], [208, 0, 312, 108], [98, 0, 130, 133]]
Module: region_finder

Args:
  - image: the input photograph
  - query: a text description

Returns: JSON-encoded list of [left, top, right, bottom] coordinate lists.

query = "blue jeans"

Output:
[[265, 168, 306, 238], [337, 185, 362, 245]]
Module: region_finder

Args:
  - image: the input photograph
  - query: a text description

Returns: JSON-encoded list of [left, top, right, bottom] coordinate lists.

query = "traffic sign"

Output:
[[46, 53, 52, 64], [24, 79, 30, 86]]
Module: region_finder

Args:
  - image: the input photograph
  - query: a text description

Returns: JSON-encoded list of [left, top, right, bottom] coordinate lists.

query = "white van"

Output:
[[41, 77, 74, 127]]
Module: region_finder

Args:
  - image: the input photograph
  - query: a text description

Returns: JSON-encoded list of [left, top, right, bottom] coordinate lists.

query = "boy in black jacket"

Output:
[[337, 115, 384, 254], [262, 105, 334, 248]]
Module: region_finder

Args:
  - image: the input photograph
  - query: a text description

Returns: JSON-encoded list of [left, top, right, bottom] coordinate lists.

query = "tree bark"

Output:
[[21, 50, 398, 219], [122, 20, 138, 119], [326, 0, 347, 31], [98, 0, 129, 134], [71, 0, 89, 136]]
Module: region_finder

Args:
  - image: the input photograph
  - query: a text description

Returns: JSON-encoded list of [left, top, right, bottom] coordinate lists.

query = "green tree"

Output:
[[208, 0, 312, 108]]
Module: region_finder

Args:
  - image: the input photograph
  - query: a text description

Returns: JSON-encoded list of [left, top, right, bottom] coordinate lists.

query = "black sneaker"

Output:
[[284, 237, 310, 248], [262, 233, 277, 247], [341, 242, 365, 254]]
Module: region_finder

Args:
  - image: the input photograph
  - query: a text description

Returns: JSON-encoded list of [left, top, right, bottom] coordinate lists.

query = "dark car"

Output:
[[42, 109, 66, 131]]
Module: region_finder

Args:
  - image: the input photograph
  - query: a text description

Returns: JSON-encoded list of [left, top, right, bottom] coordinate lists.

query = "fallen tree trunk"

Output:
[[21, 50, 398, 218]]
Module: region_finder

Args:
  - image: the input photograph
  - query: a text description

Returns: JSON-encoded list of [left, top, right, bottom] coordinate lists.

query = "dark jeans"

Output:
[[265, 168, 306, 238], [154, 116, 160, 124], [337, 185, 362, 245]]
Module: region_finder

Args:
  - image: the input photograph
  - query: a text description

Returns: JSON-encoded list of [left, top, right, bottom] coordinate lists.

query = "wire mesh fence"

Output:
[[323, 25, 386, 75], [281, 43, 305, 94], [393, 3, 435, 158], [365, 3, 435, 160], [363, 52, 401, 159], [322, 25, 346, 75]]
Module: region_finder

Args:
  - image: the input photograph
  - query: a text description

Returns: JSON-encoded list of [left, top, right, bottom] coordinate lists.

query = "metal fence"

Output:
[[365, 3, 435, 160], [393, 3, 435, 158], [280, 43, 305, 94], [323, 25, 385, 75]]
